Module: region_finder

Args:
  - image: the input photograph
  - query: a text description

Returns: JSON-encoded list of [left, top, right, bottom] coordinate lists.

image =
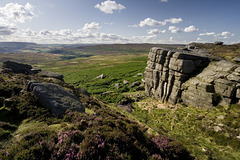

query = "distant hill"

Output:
[[0, 42, 38, 53], [0, 42, 186, 54]]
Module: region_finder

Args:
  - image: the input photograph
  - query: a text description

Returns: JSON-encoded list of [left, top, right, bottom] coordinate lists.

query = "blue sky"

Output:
[[0, 0, 239, 44]]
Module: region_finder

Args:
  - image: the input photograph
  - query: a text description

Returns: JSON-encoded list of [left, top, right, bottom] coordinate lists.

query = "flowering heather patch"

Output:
[[0, 72, 192, 160], [152, 137, 169, 150], [55, 130, 83, 160]]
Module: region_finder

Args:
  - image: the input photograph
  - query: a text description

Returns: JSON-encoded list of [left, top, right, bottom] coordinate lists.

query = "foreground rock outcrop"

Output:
[[145, 47, 240, 107], [2, 60, 34, 74], [27, 81, 85, 117]]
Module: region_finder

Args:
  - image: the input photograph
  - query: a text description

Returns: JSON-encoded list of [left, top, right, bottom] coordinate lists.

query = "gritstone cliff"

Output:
[[144, 47, 240, 108]]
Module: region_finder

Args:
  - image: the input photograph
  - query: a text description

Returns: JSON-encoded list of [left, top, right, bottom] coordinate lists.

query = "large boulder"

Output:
[[3, 60, 32, 74], [27, 81, 85, 117]]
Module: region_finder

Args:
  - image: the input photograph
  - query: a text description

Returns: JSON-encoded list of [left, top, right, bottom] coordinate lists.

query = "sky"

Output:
[[0, 0, 239, 44]]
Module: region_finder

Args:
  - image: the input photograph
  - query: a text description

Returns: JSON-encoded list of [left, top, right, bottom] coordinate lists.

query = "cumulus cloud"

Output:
[[0, 25, 17, 35], [199, 32, 215, 36], [0, 3, 35, 37], [147, 29, 166, 35], [82, 22, 101, 32], [18, 23, 130, 44], [221, 31, 232, 36], [165, 18, 182, 24], [219, 31, 235, 39], [0, 3, 34, 23], [95, 0, 126, 14], [24, 28, 37, 36], [40, 29, 52, 36], [161, 0, 168, 2], [184, 25, 199, 32], [139, 17, 182, 27], [168, 26, 182, 33]]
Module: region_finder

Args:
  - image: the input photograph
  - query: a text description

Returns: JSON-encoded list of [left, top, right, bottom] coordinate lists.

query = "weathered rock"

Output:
[[214, 79, 236, 98], [145, 47, 240, 107], [4, 98, 16, 108], [100, 91, 114, 96], [135, 86, 145, 91], [77, 88, 90, 96], [3, 60, 32, 74], [31, 68, 41, 74], [129, 81, 141, 88], [27, 81, 85, 117], [38, 71, 64, 80], [214, 41, 224, 45], [114, 83, 121, 89], [214, 126, 222, 132], [95, 74, 105, 79], [233, 57, 240, 63], [136, 73, 143, 77], [123, 80, 129, 85], [237, 89, 240, 99]]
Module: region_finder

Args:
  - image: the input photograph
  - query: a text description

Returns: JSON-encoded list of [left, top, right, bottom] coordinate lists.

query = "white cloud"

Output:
[[147, 29, 166, 35], [139, 18, 166, 27], [139, 17, 182, 27], [199, 32, 215, 36], [165, 18, 182, 24], [0, 3, 35, 36], [53, 29, 73, 36], [82, 22, 101, 32], [39, 29, 52, 36], [95, 0, 126, 14], [213, 31, 235, 39], [0, 3, 35, 23], [184, 25, 199, 32], [169, 26, 182, 33], [221, 31, 231, 36], [24, 28, 37, 36], [161, 0, 168, 2], [0, 24, 17, 35]]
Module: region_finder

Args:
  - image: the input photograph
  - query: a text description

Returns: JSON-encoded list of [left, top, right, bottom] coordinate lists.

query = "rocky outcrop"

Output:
[[182, 61, 240, 107], [2, 60, 42, 74], [3, 60, 33, 74], [145, 47, 240, 107], [27, 81, 85, 116]]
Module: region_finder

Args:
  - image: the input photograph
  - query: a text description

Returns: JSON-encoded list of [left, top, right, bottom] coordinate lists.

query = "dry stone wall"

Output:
[[144, 47, 240, 107]]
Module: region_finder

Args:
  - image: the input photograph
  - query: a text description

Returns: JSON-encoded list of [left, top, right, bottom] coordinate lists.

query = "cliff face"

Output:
[[144, 47, 240, 107]]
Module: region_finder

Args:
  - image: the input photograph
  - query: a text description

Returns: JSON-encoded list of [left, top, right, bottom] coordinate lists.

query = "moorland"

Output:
[[0, 42, 240, 160]]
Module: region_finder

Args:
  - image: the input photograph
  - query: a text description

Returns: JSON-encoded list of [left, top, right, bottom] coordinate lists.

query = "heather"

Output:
[[0, 72, 192, 160]]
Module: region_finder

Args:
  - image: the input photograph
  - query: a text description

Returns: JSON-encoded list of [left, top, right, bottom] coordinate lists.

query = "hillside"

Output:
[[0, 61, 191, 160]]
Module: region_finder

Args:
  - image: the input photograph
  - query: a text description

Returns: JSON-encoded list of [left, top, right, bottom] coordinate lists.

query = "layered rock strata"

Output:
[[145, 47, 240, 107]]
